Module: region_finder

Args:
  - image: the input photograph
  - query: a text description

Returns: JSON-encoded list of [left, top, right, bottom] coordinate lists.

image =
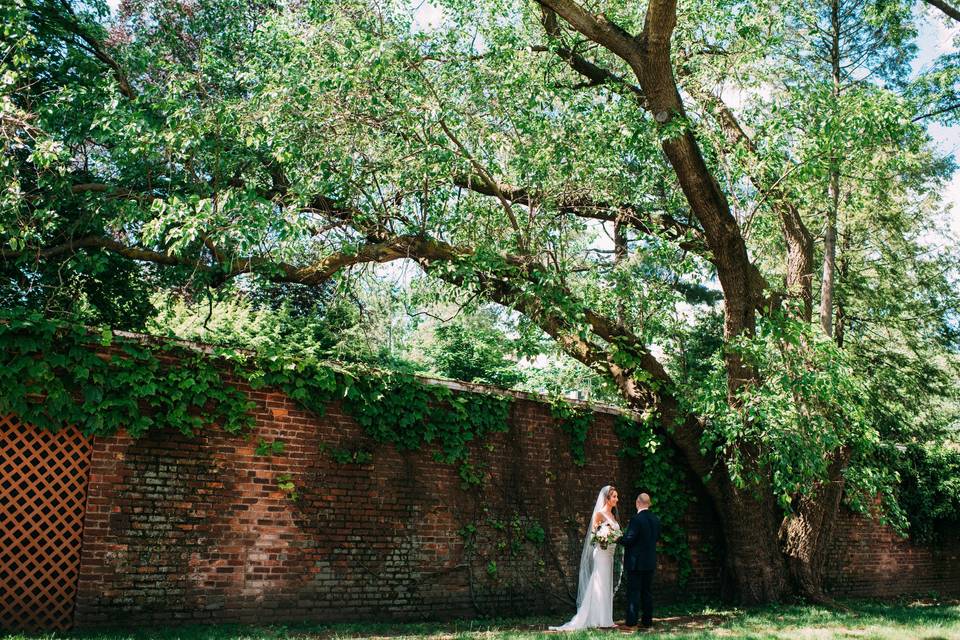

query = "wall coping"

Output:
[[104, 328, 636, 419]]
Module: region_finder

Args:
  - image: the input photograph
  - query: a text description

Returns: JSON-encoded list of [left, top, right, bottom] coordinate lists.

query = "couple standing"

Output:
[[550, 485, 661, 632]]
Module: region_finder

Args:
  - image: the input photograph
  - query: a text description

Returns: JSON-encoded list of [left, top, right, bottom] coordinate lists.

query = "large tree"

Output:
[[3, 0, 959, 602]]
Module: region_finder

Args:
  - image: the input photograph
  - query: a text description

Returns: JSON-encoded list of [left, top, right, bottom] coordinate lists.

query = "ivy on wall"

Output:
[[547, 397, 695, 584], [615, 415, 694, 583], [0, 311, 511, 485], [0, 312, 254, 437], [549, 400, 594, 466], [0, 311, 693, 581], [253, 356, 513, 485]]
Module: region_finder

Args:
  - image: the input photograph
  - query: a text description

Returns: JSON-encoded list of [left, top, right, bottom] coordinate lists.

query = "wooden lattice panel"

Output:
[[0, 414, 92, 631]]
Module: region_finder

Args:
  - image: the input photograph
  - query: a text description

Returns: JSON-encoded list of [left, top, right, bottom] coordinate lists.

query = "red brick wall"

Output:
[[823, 510, 960, 598], [73, 381, 724, 626], [68, 379, 960, 627]]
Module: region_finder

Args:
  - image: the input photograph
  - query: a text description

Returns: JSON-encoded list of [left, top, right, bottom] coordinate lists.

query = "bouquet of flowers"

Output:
[[590, 524, 623, 550]]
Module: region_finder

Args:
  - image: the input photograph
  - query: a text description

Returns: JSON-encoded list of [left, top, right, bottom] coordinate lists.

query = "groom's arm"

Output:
[[618, 517, 641, 547]]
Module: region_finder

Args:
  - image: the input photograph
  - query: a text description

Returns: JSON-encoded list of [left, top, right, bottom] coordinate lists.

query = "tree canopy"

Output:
[[3, 0, 960, 603]]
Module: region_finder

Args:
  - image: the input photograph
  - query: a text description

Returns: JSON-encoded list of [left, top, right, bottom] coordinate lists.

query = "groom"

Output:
[[618, 492, 661, 629]]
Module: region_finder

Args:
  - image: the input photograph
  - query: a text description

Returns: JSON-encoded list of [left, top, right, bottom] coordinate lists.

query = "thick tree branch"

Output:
[[452, 174, 707, 253], [537, 9, 644, 99], [535, 0, 645, 68], [2, 235, 193, 266], [923, 0, 960, 22], [536, 0, 762, 398], [52, 0, 137, 99], [689, 87, 814, 320], [0, 233, 466, 287], [8, 227, 662, 389], [70, 182, 156, 203]]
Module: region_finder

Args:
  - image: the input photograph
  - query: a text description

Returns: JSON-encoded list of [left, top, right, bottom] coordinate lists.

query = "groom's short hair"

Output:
[[637, 493, 651, 507]]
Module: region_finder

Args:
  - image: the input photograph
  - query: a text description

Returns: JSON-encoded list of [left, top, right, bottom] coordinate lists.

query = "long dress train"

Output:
[[549, 518, 618, 630]]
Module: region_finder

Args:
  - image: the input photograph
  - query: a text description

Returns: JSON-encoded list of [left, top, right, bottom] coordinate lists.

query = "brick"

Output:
[[43, 374, 957, 631]]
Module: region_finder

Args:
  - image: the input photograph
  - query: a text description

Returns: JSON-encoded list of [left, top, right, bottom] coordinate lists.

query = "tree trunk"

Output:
[[721, 478, 791, 603], [820, 0, 841, 338], [778, 450, 849, 602], [821, 172, 839, 337], [628, 396, 791, 604], [835, 230, 849, 347], [783, 204, 815, 322], [614, 217, 627, 327]]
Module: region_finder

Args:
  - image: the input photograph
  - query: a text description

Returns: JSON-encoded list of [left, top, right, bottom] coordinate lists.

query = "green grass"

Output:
[[4, 599, 959, 640]]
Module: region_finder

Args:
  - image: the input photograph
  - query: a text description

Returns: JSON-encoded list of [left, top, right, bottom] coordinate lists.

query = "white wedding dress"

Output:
[[550, 493, 620, 631]]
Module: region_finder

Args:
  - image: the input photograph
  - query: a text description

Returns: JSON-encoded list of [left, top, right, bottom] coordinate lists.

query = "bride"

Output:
[[550, 485, 620, 631]]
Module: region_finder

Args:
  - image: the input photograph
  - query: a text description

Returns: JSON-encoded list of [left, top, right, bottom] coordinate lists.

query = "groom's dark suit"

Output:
[[618, 508, 661, 627]]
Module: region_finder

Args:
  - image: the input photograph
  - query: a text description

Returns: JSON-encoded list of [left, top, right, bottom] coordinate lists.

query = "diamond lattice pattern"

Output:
[[0, 415, 92, 631]]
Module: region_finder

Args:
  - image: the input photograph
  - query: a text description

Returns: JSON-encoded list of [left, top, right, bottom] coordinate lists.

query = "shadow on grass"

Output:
[[4, 599, 959, 640]]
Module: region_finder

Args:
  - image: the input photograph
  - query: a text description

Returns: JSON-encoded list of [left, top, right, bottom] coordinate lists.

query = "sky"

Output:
[[914, 10, 960, 238]]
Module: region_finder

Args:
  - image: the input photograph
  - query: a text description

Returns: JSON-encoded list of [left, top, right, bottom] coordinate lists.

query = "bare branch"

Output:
[[451, 174, 707, 254], [53, 0, 137, 99], [536, 9, 644, 100], [437, 120, 525, 247], [912, 101, 960, 122], [923, 0, 960, 22]]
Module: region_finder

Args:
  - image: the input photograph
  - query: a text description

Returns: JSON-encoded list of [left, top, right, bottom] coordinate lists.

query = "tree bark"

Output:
[[923, 0, 960, 22], [614, 217, 627, 327], [624, 401, 790, 604], [820, 0, 841, 338], [722, 479, 791, 603], [778, 450, 849, 602], [835, 231, 850, 348], [785, 206, 815, 323], [820, 172, 839, 337]]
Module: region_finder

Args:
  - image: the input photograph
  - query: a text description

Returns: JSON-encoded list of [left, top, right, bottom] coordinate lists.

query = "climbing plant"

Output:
[[0, 310, 514, 486], [615, 415, 694, 583], [549, 400, 594, 466], [0, 310, 254, 437], [251, 353, 513, 485]]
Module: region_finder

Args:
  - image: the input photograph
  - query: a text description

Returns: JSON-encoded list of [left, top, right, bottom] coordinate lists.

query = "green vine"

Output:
[[550, 400, 593, 466], [275, 473, 299, 501], [255, 438, 285, 456], [254, 358, 513, 485], [330, 446, 374, 464], [1, 311, 513, 487], [460, 510, 548, 594], [615, 415, 693, 584], [0, 311, 254, 437]]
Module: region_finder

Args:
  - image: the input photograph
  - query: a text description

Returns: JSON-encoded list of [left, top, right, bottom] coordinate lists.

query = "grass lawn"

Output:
[[5, 600, 959, 640]]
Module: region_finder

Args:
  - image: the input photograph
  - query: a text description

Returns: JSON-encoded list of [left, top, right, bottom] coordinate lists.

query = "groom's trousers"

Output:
[[625, 569, 654, 626]]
